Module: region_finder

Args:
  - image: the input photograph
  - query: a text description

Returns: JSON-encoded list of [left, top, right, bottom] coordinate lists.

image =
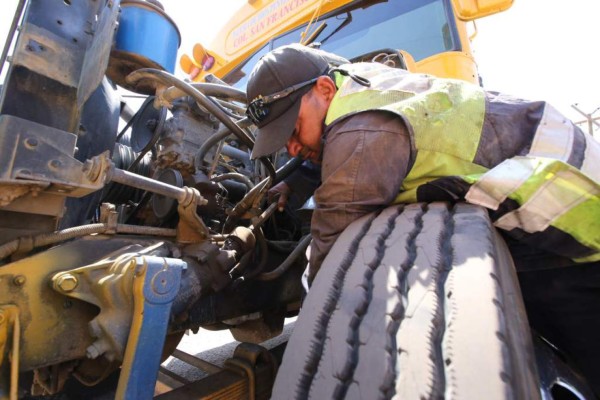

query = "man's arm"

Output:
[[269, 160, 321, 211], [307, 111, 411, 283]]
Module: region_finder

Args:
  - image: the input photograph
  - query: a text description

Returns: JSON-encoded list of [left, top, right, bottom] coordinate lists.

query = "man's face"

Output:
[[285, 76, 336, 164]]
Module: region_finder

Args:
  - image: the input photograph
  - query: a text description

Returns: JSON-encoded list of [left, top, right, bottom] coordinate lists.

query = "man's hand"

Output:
[[268, 181, 292, 212]]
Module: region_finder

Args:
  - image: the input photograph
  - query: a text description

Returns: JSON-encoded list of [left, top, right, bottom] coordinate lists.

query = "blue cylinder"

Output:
[[115, 0, 181, 73]]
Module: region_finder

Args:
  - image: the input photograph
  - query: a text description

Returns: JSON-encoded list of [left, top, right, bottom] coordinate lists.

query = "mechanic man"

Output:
[[246, 43, 600, 393]]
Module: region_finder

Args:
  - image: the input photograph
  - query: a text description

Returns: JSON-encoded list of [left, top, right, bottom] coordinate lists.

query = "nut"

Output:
[[86, 343, 102, 359], [56, 273, 78, 292], [13, 275, 26, 286]]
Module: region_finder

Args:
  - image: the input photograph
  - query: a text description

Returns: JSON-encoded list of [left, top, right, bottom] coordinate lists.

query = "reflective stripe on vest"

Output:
[[325, 63, 600, 261], [464, 103, 600, 259], [529, 103, 576, 161]]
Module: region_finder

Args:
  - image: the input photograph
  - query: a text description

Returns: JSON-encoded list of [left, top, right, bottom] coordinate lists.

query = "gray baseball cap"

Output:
[[246, 44, 332, 159]]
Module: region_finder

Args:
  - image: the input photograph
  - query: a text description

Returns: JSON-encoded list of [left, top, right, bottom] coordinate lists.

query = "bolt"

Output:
[[151, 270, 171, 295], [86, 343, 101, 359], [135, 264, 146, 277], [83, 159, 101, 181], [56, 273, 78, 292], [145, 119, 158, 130], [89, 319, 102, 338], [49, 159, 62, 169], [13, 275, 26, 286], [24, 137, 38, 149]]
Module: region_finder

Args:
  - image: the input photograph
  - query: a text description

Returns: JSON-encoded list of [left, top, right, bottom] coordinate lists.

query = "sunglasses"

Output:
[[246, 77, 319, 125]]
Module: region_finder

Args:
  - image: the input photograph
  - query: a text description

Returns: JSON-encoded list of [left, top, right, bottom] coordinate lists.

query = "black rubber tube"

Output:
[[126, 69, 276, 182], [256, 234, 312, 281]]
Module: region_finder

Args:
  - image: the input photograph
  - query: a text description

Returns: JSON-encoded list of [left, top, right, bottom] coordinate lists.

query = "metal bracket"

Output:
[[116, 256, 184, 399], [0, 115, 110, 206], [223, 343, 279, 400], [176, 187, 210, 243], [155, 341, 279, 399], [51, 253, 184, 399]]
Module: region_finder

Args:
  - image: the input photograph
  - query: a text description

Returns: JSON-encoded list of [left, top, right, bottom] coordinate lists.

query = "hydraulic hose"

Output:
[[127, 69, 254, 147], [126, 69, 276, 182], [0, 223, 177, 260], [194, 119, 251, 170], [237, 227, 269, 281], [211, 173, 254, 191], [256, 234, 312, 281], [221, 145, 251, 167], [162, 82, 247, 104], [274, 157, 304, 185]]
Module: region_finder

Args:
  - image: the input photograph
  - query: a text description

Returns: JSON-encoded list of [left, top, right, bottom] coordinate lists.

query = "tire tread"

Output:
[[272, 203, 540, 400]]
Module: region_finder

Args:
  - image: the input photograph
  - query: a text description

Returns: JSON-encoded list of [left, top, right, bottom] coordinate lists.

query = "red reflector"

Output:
[[203, 56, 215, 71], [190, 66, 201, 80]]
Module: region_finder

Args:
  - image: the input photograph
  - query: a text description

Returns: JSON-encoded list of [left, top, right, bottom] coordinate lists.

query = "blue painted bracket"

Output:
[[116, 255, 185, 399]]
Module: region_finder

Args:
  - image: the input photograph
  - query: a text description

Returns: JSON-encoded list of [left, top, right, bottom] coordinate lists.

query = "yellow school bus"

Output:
[[180, 0, 512, 86]]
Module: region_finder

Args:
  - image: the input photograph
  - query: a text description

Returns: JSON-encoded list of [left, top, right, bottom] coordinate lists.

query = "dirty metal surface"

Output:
[[154, 321, 294, 399]]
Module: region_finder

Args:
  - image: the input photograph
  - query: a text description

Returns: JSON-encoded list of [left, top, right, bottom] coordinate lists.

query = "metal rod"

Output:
[[571, 104, 600, 136], [116, 225, 176, 237], [10, 309, 20, 400], [0, 0, 26, 77], [111, 167, 188, 203], [252, 202, 278, 230], [214, 98, 246, 115], [161, 82, 247, 104], [171, 349, 222, 374], [158, 366, 191, 385], [0, 223, 177, 260]]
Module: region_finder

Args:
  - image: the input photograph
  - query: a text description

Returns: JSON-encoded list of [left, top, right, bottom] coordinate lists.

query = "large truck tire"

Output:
[[272, 202, 540, 399]]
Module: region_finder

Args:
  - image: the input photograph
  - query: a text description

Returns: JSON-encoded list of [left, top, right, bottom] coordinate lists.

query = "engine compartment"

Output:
[[0, 0, 308, 396]]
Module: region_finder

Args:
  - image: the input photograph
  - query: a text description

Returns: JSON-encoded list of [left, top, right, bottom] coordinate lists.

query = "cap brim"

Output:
[[250, 99, 302, 159]]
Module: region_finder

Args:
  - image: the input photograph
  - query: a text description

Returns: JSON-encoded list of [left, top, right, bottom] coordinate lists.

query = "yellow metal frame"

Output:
[[182, 0, 512, 84], [0, 305, 20, 400], [182, 0, 353, 81]]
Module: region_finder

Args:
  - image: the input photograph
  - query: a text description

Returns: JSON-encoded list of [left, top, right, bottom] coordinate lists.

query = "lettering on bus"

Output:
[[226, 0, 318, 53]]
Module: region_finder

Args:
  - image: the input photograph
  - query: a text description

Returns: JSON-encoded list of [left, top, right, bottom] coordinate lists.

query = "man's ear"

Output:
[[314, 75, 337, 102]]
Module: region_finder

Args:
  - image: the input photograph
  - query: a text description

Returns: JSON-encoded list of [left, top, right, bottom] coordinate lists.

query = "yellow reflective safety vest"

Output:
[[325, 63, 600, 263]]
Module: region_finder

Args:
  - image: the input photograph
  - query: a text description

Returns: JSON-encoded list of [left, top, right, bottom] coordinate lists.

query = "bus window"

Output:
[[224, 0, 459, 89], [273, 0, 459, 62]]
